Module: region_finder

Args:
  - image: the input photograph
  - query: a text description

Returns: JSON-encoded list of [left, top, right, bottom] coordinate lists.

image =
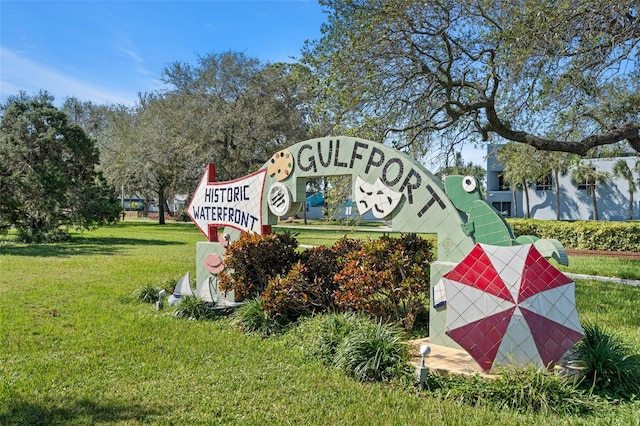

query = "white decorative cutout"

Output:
[[433, 279, 447, 308], [267, 182, 291, 217], [354, 176, 402, 219]]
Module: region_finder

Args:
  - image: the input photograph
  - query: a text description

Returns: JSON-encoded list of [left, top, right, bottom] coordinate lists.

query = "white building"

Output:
[[486, 145, 640, 221]]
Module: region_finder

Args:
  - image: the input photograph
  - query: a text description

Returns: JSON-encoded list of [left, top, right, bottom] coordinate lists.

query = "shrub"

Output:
[[333, 319, 411, 383], [333, 234, 434, 330], [331, 235, 365, 259], [508, 219, 640, 251], [298, 237, 363, 311], [15, 227, 71, 243], [173, 295, 222, 320], [573, 322, 640, 399], [299, 245, 338, 310], [175, 209, 191, 222], [218, 230, 299, 300], [262, 262, 324, 324], [231, 298, 288, 335]]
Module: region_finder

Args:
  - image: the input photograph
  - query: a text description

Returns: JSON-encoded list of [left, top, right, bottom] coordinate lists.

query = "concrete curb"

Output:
[[564, 273, 640, 287]]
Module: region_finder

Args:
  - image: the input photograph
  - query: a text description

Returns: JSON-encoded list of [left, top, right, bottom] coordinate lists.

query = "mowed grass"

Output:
[[1, 221, 639, 425]]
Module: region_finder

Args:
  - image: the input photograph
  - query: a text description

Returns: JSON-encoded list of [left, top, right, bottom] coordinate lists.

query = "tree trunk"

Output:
[[522, 179, 531, 219], [554, 170, 561, 220], [629, 189, 634, 221], [591, 184, 598, 220], [512, 189, 519, 218], [158, 186, 166, 225], [143, 191, 152, 217]]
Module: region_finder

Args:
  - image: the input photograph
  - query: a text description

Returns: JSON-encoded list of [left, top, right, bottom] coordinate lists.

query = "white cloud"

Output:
[[114, 36, 151, 76], [0, 47, 138, 105]]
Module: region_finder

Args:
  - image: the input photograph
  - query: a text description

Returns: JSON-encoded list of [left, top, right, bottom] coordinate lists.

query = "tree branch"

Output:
[[485, 103, 640, 155]]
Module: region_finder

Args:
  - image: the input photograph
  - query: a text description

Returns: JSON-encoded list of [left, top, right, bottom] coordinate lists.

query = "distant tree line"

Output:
[[2, 1, 638, 239]]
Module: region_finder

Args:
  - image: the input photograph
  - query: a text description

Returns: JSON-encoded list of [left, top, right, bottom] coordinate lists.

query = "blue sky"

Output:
[[1, 0, 327, 105], [0, 0, 487, 164]]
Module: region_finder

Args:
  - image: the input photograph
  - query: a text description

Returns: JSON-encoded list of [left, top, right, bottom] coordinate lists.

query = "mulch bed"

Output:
[[566, 249, 640, 260]]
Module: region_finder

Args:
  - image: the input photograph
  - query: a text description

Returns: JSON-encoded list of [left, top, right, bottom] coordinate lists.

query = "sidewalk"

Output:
[[408, 338, 491, 377], [408, 338, 584, 380]]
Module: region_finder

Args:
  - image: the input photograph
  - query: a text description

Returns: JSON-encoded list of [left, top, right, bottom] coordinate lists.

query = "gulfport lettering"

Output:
[[296, 139, 446, 217]]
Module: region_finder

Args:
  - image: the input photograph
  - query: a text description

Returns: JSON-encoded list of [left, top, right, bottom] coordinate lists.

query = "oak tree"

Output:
[[303, 0, 640, 156], [161, 52, 318, 181]]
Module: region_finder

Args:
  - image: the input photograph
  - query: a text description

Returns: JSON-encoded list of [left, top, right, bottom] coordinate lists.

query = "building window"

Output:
[[576, 166, 596, 190], [535, 175, 553, 191], [492, 201, 511, 217], [577, 180, 590, 190], [497, 172, 510, 191]]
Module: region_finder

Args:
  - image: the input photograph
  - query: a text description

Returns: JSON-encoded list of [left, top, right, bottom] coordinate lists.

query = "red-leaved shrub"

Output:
[[299, 237, 363, 311], [333, 234, 434, 330], [262, 262, 325, 322], [218, 230, 299, 300]]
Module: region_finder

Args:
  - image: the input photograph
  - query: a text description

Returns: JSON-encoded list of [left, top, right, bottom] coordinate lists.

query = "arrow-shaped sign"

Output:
[[187, 163, 267, 241]]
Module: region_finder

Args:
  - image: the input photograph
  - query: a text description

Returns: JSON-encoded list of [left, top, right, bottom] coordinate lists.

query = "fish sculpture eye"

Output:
[[462, 175, 477, 193]]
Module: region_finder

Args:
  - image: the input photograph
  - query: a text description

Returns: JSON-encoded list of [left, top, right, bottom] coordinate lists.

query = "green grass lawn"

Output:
[[1, 221, 639, 425]]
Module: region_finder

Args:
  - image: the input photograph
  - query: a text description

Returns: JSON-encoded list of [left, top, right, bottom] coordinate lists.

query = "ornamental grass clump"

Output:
[[231, 298, 288, 335], [488, 365, 597, 415], [134, 284, 163, 303], [431, 366, 597, 415], [173, 295, 221, 320], [333, 319, 411, 383], [573, 322, 640, 399], [297, 312, 370, 365]]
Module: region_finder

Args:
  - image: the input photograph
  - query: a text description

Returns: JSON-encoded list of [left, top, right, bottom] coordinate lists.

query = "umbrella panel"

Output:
[[444, 243, 584, 371]]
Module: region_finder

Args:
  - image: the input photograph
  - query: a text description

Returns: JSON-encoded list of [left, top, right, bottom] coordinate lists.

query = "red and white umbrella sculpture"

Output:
[[442, 243, 584, 372]]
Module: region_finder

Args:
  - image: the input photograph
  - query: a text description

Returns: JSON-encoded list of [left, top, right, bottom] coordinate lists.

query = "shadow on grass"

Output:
[[0, 397, 163, 425], [0, 236, 184, 258]]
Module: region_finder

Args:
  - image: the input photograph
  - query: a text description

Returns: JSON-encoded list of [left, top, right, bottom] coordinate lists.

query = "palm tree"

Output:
[[571, 162, 609, 220], [437, 152, 486, 183], [539, 151, 577, 220], [497, 143, 540, 218], [612, 159, 639, 220]]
